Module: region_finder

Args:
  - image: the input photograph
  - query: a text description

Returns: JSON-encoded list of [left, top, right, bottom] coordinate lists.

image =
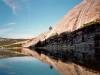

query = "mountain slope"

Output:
[[46, 0, 100, 38], [22, 30, 51, 47], [23, 0, 100, 47]]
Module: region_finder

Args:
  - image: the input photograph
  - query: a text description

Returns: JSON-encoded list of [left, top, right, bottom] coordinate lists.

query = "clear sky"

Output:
[[0, 0, 82, 39]]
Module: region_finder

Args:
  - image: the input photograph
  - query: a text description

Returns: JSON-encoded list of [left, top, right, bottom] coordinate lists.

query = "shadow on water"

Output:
[[33, 48, 100, 71]]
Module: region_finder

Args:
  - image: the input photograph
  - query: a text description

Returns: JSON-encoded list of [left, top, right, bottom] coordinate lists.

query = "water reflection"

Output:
[[0, 56, 59, 75], [0, 48, 100, 75], [21, 48, 100, 75]]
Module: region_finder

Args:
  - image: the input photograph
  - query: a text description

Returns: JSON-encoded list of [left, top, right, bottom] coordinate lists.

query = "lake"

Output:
[[0, 56, 60, 75], [0, 48, 99, 75]]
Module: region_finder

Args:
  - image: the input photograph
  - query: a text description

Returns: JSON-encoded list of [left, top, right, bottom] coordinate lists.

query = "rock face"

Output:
[[23, 0, 100, 47], [46, 0, 100, 38]]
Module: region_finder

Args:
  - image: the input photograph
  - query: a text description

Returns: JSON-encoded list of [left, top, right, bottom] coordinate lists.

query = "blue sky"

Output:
[[0, 0, 82, 39]]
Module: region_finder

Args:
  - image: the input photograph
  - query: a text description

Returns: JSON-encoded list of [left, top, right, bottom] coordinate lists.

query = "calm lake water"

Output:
[[0, 48, 98, 75], [0, 56, 60, 75]]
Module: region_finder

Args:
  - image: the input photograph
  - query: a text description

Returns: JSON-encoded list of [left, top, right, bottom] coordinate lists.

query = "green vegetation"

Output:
[[0, 38, 28, 48], [49, 26, 53, 30], [0, 39, 24, 46], [2, 43, 22, 48], [81, 18, 100, 28]]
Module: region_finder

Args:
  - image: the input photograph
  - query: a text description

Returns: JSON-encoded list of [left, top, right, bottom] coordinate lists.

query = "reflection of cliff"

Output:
[[21, 48, 100, 75]]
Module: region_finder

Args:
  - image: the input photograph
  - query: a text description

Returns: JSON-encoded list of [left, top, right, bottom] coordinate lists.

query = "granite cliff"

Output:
[[46, 0, 100, 38], [23, 0, 100, 47]]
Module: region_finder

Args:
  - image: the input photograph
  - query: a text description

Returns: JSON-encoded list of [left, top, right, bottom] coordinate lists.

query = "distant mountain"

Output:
[[23, 0, 100, 47]]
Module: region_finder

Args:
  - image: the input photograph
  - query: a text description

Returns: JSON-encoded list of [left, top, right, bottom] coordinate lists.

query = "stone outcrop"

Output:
[[40, 22, 100, 64], [23, 0, 100, 47], [46, 0, 100, 38]]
